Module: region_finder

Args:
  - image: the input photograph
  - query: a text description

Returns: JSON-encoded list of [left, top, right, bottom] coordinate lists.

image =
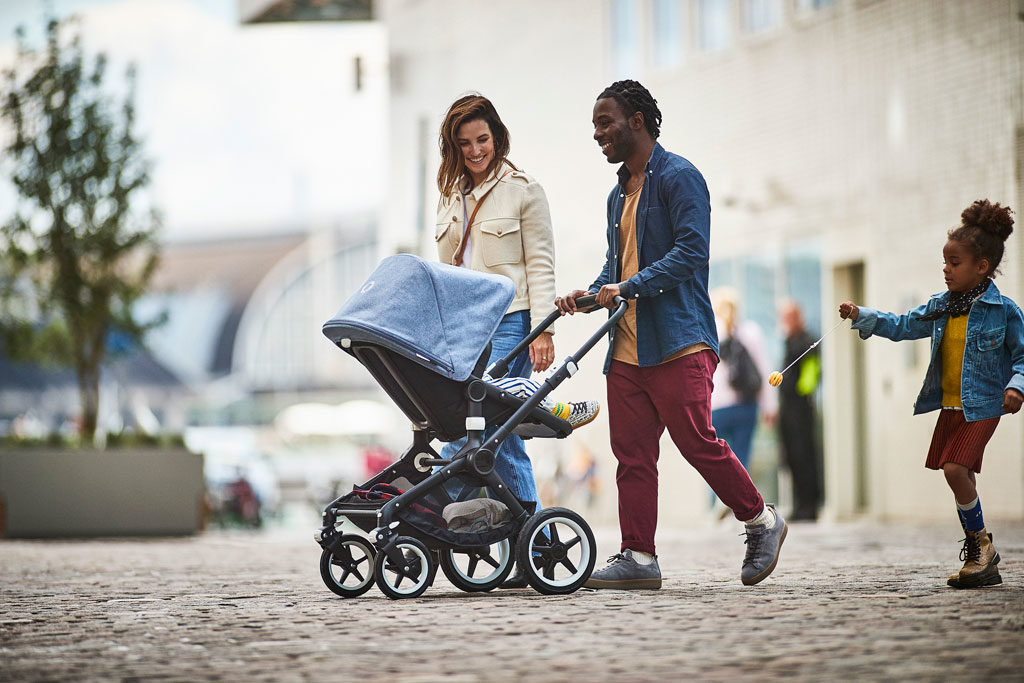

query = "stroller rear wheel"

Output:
[[516, 507, 596, 595], [319, 535, 375, 598], [439, 539, 514, 592], [374, 536, 434, 600]]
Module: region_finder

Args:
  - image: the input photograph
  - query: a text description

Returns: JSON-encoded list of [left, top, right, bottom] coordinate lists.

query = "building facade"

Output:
[[379, 0, 1024, 523]]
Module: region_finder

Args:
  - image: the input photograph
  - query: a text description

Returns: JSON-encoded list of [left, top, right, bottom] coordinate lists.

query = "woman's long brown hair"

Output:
[[437, 94, 516, 197]]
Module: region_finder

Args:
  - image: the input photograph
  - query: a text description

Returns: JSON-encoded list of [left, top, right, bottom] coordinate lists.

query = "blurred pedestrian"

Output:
[[556, 80, 786, 590], [839, 199, 1022, 588], [435, 93, 597, 588], [711, 287, 774, 475], [777, 299, 822, 521]]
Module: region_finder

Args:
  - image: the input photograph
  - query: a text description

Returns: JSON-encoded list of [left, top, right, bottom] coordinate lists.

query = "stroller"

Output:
[[315, 254, 626, 599]]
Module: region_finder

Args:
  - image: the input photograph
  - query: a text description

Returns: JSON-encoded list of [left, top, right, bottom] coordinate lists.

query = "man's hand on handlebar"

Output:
[[555, 289, 593, 315], [596, 283, 622, 309]]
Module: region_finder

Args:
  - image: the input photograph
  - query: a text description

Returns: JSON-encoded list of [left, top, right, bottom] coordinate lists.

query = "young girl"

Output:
[[838, 199, 1024, 589]]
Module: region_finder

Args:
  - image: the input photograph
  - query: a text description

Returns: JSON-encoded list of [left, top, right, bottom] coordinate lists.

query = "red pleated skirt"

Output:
[[925, 409, 999, 474]]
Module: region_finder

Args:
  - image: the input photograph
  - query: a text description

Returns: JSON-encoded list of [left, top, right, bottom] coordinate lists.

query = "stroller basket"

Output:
[[397, 506, 518, 548]]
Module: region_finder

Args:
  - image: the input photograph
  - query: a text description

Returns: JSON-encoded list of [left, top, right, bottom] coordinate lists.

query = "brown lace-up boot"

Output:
[[952, 530, 1002, 588]]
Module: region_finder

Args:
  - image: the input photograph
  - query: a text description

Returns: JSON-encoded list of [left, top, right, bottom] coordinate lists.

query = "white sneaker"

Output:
[[567, 401, 600, 429]]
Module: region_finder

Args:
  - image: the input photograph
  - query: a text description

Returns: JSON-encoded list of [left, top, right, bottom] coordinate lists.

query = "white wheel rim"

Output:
[[384, 543, 430, 595], [449, 539, 511, 585], [528, 516, 591, 588], [330, 540, 373, 590]]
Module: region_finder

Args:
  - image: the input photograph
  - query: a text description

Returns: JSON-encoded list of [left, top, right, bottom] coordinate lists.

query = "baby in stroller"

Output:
[[314, 254, 626, 599], [486, 375, 599, 430]]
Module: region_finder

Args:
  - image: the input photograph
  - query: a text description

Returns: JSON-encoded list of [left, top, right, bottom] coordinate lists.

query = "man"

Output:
[[777, 300, 822, 521], [555, 80, 786, 588]]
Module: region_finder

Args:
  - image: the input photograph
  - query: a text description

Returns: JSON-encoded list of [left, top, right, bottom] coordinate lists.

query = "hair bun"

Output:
[[962, 199, 1014, 241]]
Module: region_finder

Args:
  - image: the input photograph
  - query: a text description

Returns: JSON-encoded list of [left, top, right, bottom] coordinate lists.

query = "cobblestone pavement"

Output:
[[2, 520, 1022, 682]]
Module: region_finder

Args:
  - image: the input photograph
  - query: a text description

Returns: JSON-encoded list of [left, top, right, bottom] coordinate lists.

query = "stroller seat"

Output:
[[350, 340, 572, 443]]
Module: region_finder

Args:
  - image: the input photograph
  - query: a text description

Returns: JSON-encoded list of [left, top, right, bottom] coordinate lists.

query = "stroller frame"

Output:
[[317, 284, 626, 599]]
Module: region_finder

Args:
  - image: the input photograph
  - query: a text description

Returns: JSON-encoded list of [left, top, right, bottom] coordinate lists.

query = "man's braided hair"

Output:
[[598, 80, 662, 139]]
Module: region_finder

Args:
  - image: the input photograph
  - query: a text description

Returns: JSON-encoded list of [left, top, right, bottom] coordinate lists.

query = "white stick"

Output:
[[777, 318, 846, 377]]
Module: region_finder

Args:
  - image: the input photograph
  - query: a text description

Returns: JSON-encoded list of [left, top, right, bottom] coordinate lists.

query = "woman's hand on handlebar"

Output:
[[555, 289, 593, 315], [596, 283, 622, 308], [529, 331, 554, 372]]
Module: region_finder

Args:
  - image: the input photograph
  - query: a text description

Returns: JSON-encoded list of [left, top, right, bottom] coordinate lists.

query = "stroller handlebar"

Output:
[[487, 294, 628, 380], [572, 293, 625, 312]]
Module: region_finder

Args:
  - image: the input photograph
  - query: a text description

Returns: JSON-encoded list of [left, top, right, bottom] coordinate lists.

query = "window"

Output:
[[610, 0, 640, 76], [796, 0, 836, 10], [651, 0, 683, 68], [696, 0, 732, 52], [783, 252, 822, 337], [742, 0, 782, 34]]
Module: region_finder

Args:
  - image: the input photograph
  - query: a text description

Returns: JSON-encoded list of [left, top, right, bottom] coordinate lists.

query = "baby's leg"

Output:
[[488, 376, 554, 410]]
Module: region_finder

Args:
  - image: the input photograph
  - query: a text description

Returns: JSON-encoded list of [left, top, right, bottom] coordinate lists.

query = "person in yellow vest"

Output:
[[777, 299, 822, 522], [839, 199, 1023, 588]]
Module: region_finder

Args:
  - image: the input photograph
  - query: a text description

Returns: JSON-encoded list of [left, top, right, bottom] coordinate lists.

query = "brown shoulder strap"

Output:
[[453, 170, 511, 267]]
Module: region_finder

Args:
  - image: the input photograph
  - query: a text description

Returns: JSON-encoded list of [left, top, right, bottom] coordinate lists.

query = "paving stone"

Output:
[[1, 521, 1022, 681]]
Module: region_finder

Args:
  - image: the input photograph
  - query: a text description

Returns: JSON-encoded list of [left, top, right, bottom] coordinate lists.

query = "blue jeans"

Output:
[[709, 401, 759, 508], [441, 310, 540, 508], [711, 402, 759, 470]]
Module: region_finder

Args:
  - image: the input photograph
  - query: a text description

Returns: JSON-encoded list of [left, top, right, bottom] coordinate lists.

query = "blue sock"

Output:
[[955, 507, 968, 532], [957, 497, 984, 532]]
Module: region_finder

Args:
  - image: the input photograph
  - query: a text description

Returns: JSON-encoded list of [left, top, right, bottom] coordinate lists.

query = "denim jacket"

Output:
[[851, 279, 1024, 421], [590, 143, 718, 373]]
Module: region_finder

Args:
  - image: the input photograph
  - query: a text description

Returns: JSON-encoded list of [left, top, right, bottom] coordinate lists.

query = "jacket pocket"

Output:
[[976, 328, 1004, 351], [478, 218, 523, 267], [972, 327, 1005, 378], [435, 215, 461, 264], [435, 215, 459, 242]]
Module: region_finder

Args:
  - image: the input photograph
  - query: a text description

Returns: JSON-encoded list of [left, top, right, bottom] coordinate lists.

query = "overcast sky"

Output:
[[0, 0, 387, 242]]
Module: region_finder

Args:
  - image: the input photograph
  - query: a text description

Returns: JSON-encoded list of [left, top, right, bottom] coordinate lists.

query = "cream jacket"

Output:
[[435, 163, 556, 332]]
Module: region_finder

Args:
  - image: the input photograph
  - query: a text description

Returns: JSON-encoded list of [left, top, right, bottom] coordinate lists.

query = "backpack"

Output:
[[720, 336, 762, 403]]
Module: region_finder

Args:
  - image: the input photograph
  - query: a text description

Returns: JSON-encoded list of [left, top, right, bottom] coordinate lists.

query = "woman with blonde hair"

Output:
[[710, 287, 773, 475]]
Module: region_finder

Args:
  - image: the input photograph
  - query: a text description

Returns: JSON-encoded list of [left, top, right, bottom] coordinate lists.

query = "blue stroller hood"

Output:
[[322, 254, 515, 381]]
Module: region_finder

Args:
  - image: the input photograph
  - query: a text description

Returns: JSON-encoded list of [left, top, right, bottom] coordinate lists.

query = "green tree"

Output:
[[1, 15, 162, 442]]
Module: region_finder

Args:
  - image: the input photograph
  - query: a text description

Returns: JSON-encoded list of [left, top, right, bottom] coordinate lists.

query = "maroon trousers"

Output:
[[606, 350, 765, 555]]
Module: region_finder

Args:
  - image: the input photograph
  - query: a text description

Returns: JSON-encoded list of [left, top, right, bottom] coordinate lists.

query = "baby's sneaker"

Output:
[[566, 401, 600, 429]]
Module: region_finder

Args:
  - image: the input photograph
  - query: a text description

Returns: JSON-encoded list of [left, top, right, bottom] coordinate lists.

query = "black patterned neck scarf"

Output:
[[917, 278, 990, 322]]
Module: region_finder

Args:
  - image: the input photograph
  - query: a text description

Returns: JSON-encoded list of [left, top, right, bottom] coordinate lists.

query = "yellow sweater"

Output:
[[940, 314, 968, 408]]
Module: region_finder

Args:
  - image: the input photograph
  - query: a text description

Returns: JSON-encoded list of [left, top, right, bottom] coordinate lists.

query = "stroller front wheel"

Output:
[[516, 507, 596, 595], [374, 536, 434, 599], [319, 536, 375, 598]]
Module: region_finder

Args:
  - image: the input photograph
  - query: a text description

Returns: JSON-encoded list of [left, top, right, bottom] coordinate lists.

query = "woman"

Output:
[[709, 287, 774, 515], [435, 93, 562, 587]]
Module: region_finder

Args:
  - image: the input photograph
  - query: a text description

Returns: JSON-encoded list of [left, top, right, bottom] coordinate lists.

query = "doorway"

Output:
[[828, 262, 868, 516]]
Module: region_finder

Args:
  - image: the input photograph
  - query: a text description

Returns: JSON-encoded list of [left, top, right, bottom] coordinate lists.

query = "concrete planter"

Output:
[[0, 447, 205, 538]]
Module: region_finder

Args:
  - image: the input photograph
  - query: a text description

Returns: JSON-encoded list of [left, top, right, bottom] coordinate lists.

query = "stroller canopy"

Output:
[[323, 254, 515, 381]]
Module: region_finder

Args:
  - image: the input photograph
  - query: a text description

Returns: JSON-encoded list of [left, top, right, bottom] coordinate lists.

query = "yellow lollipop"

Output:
[[768, 371, 783, 387]]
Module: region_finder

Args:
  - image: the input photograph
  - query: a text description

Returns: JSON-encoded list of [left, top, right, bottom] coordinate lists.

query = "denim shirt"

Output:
[[589, 143, 718, 374], [851, 279, 1024, 421]]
